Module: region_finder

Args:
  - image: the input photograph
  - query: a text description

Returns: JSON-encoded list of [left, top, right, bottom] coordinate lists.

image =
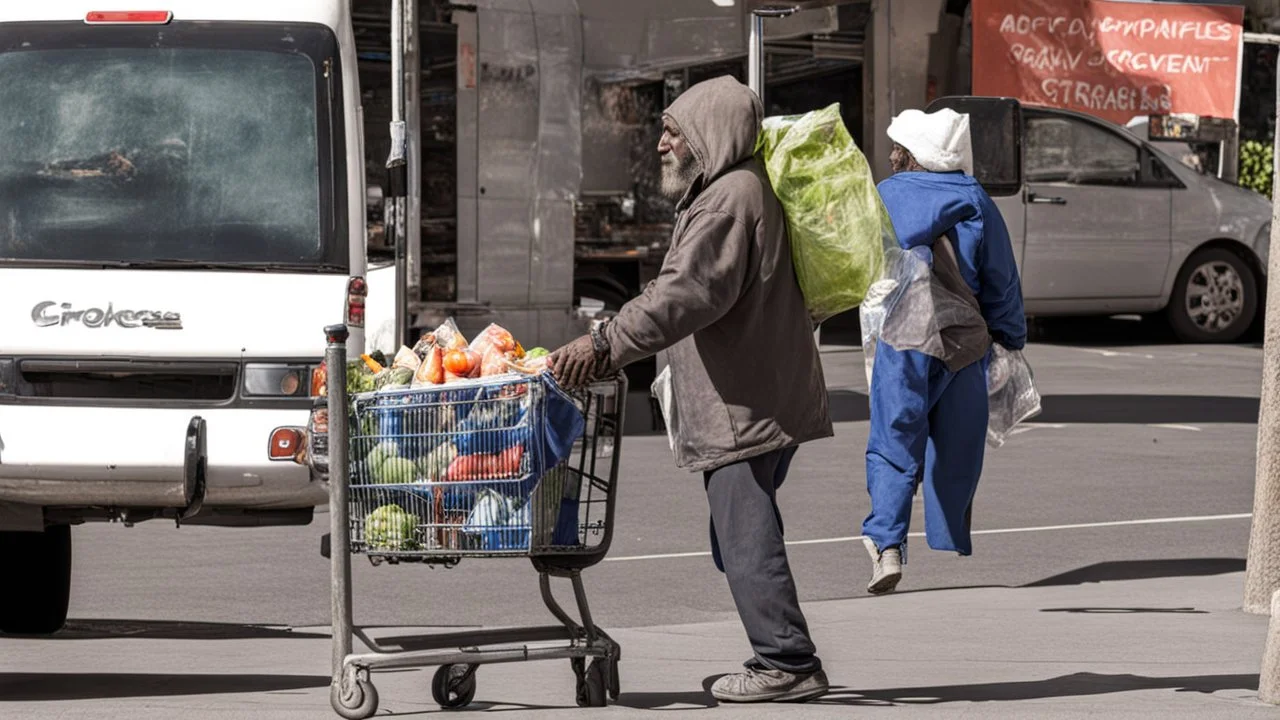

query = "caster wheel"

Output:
[[331, 676, 379, 720], [575, 658, 608, 707], [607, 659, 620, 701], [432, 664, 477, 709]]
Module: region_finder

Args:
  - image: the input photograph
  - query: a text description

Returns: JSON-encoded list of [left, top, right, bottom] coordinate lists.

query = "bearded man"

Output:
[[549, 76, 833, 703]]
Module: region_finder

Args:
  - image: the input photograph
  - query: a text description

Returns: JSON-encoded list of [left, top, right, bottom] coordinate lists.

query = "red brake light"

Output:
[[311, 364, 327, 397], [268, 427, 303, 461], [346, 276, 367, 329], [85, 11, 173, 24]]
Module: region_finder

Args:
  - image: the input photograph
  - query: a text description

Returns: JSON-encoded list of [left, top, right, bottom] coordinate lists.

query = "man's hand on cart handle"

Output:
[[549, 333, 607, 389]]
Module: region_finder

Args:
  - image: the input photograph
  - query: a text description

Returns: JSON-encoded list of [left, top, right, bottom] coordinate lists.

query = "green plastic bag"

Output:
[[756, 103, 896, 322]]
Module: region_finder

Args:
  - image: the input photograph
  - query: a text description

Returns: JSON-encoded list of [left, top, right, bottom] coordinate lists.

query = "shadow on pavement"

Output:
[[8, 619, 327, 641], [812, 558, 1245, 604], [0, 672, 329, 701], [616, 690, 717, 710], [814, 672, 1258, 705], [829, 390, 870, 423], [1040, 607, 1208, 614], [1022, 558, 1246, 587], [1036, 395, 1259, 424], [822, 391, 1260, 425]]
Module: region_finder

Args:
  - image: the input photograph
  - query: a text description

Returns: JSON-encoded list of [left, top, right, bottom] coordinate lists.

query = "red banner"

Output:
[[972, 0, 1244, 126]]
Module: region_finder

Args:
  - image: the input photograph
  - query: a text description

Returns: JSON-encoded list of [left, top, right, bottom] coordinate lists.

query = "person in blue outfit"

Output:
[[861, 107, 1027, 594]]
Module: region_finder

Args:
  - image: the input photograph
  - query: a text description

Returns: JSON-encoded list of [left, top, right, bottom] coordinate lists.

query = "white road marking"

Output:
[[1064, 347, 1156, 360], [1148, 423, 1203, 432], [1008, 423, 1067, 437], [604, 512, 1253, 563]]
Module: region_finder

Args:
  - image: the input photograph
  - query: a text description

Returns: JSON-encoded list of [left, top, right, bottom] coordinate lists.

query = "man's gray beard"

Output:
[[660, 154, 700, 202]]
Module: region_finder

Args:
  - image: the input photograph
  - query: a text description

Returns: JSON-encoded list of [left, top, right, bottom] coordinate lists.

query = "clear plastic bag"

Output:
[[859, 244, 968, 385], [757, 103, 895, 322], [985, 344, 1042, 448], [651, 364, 678, 452]]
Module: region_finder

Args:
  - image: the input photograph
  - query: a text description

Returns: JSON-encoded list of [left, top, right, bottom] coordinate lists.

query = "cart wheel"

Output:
[[431, 664, 477, 709], [607, 658, 621, 701], [330, 676, 379, 720], [576, 658, 608, 708]]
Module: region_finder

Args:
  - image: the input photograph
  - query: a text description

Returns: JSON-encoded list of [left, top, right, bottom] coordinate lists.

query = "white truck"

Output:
[[0, 1, 375, 634]]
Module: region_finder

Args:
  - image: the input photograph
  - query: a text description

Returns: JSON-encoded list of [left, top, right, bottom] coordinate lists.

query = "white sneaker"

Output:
[[863, 536, 902, 594]]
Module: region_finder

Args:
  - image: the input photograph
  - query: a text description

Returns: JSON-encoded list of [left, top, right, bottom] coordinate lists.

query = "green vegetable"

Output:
[[363, 504, 418, 551], [365, 441, 399, 471], [369, 349, 388, 368], [755, 103, 892, 322], [346, 361, 376, 395], [374, 366, 414, 390], [1239, 139, 1273, 199], [417, 442, 458, 482], [373, 456, 418, 485], [525, 347, 550, 359]]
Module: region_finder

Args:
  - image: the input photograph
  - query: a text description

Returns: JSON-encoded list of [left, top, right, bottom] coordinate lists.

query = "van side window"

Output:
[[1025, 115, 1141, 187]]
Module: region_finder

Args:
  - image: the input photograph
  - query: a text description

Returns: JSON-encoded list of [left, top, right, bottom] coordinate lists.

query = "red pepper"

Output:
[[444, 444, 526, 481]]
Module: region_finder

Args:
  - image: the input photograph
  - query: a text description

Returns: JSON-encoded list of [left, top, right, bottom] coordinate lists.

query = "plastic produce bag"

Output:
[[859, 246, 932, 386], [756, 103, 895, 322], [985, 344, 1042, 448], [650, 364, 678, 452]]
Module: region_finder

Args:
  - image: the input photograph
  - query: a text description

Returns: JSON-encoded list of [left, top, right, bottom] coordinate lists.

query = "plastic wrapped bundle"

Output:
[[985, 344, 1042, 448], [757, 103, 895, 322]]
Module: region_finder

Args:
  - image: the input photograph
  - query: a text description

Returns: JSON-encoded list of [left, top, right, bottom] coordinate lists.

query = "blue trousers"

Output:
[[863, 340, 989, 562]]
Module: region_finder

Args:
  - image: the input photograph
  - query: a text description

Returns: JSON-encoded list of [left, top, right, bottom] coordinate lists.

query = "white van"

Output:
[[0, 1, 371, 633]]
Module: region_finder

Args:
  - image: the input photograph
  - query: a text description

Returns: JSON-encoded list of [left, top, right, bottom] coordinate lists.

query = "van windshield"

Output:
[[0, 22, 347, 271]]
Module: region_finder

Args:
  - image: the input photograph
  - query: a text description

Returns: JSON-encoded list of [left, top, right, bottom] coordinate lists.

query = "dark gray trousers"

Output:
[[704, 446, 821, 674]]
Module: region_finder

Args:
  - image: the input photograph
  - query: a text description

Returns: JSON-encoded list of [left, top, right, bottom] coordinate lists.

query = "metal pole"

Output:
[[404, 0, 422, 343], [1245, 58, 1280, 617], [326, 325, 353, 682], [748, 11, 765, 103], [1219, 121, 1240, 184], [388, 0, 408, 349]]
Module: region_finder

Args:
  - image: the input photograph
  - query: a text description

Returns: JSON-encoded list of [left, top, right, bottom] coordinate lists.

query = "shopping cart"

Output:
[[316, 325, 627, 719]]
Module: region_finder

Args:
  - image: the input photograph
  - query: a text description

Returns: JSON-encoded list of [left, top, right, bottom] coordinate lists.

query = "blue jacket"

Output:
[[876, 171, 1027, 351]]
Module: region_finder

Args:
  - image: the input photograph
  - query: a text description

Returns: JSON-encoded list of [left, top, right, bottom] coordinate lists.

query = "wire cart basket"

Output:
[[316, 325, 627, 718]]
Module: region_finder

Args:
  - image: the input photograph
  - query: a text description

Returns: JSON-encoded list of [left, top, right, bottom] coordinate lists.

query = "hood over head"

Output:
[[662, 76, 764, 205]]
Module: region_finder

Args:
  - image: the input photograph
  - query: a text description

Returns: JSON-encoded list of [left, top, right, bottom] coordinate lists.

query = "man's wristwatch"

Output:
[[589, 320, 610, 361]]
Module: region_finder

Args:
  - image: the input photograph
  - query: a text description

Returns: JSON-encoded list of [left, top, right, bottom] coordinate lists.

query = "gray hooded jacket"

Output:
[[602, 76, 834, 472]]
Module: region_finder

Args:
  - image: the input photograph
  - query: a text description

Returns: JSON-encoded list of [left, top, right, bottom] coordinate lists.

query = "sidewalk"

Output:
[[2, 571, 1273, 719]]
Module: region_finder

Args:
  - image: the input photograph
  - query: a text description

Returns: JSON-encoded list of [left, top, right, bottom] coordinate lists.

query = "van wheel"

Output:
[[1168, 248, 1258, 344], [0, 524, 72, 635]]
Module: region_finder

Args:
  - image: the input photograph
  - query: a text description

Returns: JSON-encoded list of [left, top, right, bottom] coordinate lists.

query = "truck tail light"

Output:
[[306, 401, 330, 476], [243, 363, 319, 398], [311, 363, 327, 397], [268, 427, 304, 462], [346, 276, 367, 329], [85, 11, 173, 24]]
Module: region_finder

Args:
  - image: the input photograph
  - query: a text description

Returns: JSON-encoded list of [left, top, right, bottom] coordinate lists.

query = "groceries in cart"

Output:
[[331, 319, 552, 395], [340, 319, 587, 555]]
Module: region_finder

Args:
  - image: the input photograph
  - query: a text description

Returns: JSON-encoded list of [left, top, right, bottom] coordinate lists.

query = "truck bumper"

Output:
[[0, 406, 327, 509]]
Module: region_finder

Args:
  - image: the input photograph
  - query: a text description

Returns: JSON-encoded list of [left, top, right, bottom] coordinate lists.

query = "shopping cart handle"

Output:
[[320, 532, 331, 559]]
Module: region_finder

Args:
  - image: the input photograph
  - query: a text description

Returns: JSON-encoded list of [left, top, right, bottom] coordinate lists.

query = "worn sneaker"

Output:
[[863, 536, 902, 594], [710, 664, 829, 703]]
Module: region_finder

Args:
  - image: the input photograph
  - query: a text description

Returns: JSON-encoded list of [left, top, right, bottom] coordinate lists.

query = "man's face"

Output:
[[658, 119, 700, 202]]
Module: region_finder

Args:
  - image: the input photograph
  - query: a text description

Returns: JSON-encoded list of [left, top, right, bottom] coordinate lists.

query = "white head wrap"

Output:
[[887, 107, 975, 175]]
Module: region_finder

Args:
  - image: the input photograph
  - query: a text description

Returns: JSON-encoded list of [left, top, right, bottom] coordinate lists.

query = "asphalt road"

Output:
[[38, 316, 1263, 634]]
